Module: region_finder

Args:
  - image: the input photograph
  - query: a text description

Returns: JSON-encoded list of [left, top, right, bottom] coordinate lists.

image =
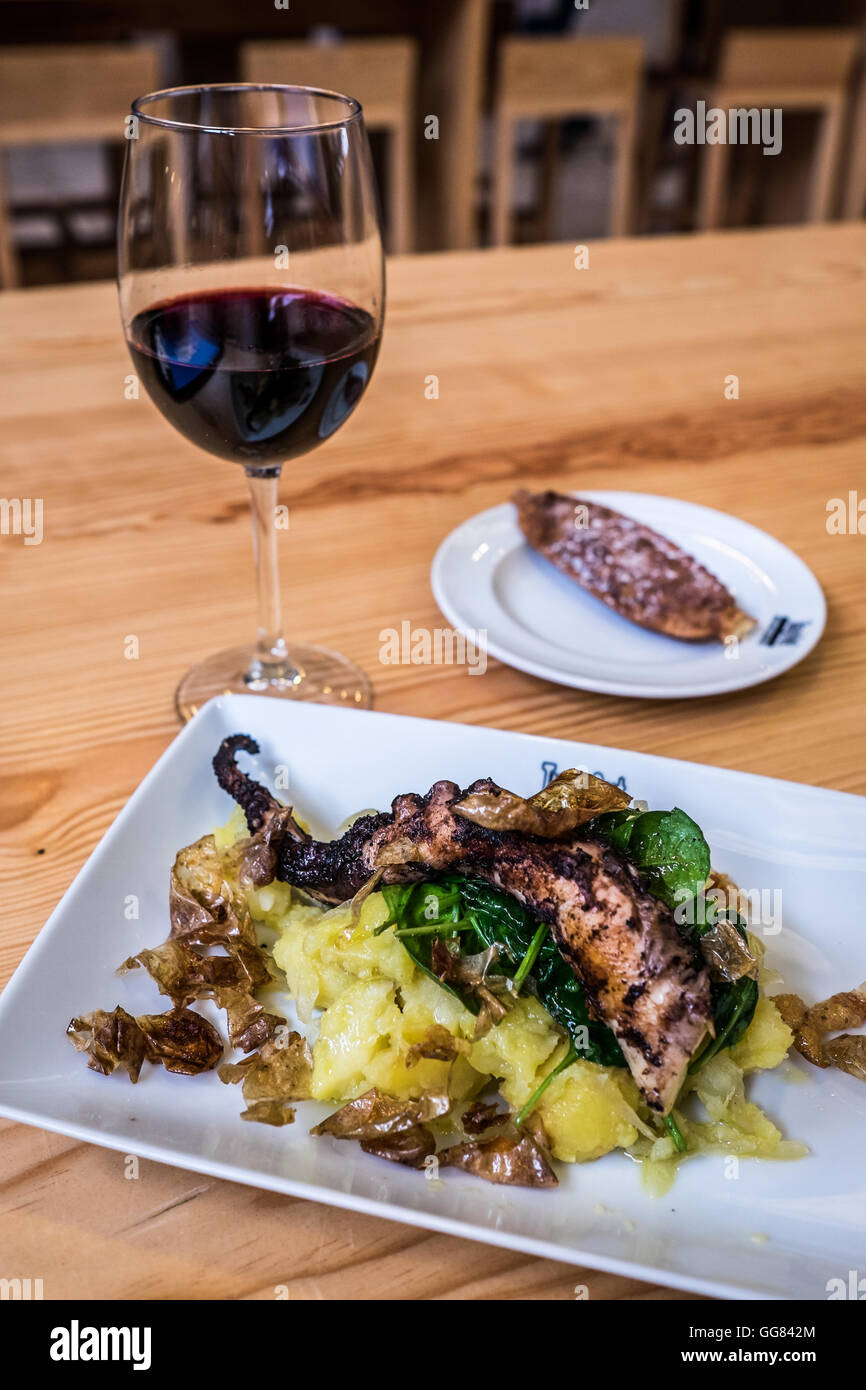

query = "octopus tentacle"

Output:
[[276, 808, 394, 903], [212, 734, 283, 834]]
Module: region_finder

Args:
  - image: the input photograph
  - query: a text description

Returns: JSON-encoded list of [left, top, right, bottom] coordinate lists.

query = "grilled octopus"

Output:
[[214, 734, 711, 1114]]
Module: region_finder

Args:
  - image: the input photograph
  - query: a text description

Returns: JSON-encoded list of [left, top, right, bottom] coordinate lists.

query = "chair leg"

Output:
[[0, 151, 21, 288], [610, 110, 636, 237], [808, 100, 844, 222], [491, 114, 513, 246], [633, 81, 667, 235], [697, 139, 731, 231], [537, 121, 559, 241], [842, 68, 866, 219], [388, 123, 413, 255], [729, 147, 760, 226]]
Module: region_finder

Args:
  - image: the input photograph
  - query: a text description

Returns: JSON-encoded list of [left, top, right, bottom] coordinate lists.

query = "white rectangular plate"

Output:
[[1, 694, 864, 1301]]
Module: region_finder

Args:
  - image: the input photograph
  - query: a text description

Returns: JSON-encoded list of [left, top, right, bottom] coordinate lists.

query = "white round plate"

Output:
[[431, 491, 826, 699]]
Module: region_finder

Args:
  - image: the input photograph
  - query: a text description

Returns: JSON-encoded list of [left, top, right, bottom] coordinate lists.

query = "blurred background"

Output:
[[0, 0, 864, 287]]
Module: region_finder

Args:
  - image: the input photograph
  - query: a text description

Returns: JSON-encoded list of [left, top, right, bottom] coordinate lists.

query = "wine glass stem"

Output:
[[245, 468, 299, 688]]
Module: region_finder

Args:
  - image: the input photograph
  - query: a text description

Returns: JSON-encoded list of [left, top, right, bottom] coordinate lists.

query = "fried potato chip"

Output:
[[223, 806, 302, 892], [700, 918, 759, 984], [460, 1100, 507, 1135], [405, 1024, 471, 1068], [66, 1006, 146, 1082], [118, 940, 240, 1007], [137, 1008, 224, 1075], [116, 825, 284, 1057], [453, 769, 631, 839], [429, 940, 512, 1034], [214, 987, 285, 1054], [808, 987, 866, 1035], [773, 992, 808, 1032], [169, 835, 251, 946], [824, 1034, 866, 1083], [67, 1005, 222, 1080], [772, 984, 866, 1074], [239, 1032, 313, 1103], [360, 1126, 436, 1167], [220, 1031, 313, 1107], [217, 1056, 256, 1085], [311, 1087, 450, 1141], [439, 1129, 557, 1187], [240, 1100, 296, 1126]]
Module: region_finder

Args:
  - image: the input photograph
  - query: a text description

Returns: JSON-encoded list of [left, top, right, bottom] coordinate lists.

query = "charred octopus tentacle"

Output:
[[212, 733, 388, 902], [213, 734, 282, 834], [213, 735, 711, 1112]]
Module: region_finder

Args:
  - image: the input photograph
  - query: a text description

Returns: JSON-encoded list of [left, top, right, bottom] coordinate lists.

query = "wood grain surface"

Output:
[[1, 225, 865, 1300]]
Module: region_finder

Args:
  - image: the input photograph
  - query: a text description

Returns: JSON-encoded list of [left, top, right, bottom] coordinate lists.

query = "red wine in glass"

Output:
[[118, 84, 386, 718], [128, 287, 381, 467]]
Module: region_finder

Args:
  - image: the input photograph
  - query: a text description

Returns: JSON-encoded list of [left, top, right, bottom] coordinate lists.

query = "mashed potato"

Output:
[[213, 803, 799, 1172], [259, 882, 799, 1170]]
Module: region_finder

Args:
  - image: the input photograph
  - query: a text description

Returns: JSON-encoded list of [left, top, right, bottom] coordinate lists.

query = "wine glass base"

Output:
[[175, 643, 373, 722]]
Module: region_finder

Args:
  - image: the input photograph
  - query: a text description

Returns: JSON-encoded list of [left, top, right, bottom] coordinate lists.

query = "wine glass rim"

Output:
[[131, 82, 364, 135]]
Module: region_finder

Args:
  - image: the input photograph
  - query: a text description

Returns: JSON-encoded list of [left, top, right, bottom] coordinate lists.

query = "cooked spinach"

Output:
[[380, 875, 624, 1066], [688, 917, 760, 1077], [379, 880, 482, 1012], [663, 1110, 688, 1153], [588, 806, 711, 911]]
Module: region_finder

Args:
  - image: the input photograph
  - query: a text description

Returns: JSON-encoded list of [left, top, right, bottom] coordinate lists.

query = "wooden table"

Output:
[[1, 224, 865, 1300]]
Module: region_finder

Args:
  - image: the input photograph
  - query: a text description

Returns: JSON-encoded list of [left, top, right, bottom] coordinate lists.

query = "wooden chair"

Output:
[[491, 36, 644, 245], [697, 29, 860, 231], [0, 43, 161, 288], [842, 45, 866, 220], [241, 38, 417, 254]]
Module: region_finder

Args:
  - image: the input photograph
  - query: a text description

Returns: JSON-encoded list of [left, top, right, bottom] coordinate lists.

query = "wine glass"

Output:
[[118, 84, 385, 719]]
